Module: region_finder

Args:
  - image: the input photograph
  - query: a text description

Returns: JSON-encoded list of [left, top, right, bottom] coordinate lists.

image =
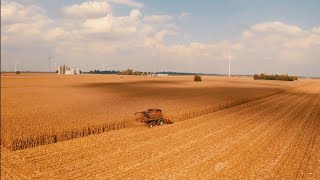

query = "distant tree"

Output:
[[133, 71, 143, 75], [15, 71, 21, 74], [121, 69, 134, 75], [194, 74, 202, 82]]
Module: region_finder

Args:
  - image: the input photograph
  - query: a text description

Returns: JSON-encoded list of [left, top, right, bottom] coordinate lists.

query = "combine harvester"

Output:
[[135, 109, 173, 127]]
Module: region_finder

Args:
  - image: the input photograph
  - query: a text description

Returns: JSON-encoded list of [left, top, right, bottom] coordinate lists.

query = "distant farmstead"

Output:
[[57, 65, 81, 75], [149, 73, 169, 77]]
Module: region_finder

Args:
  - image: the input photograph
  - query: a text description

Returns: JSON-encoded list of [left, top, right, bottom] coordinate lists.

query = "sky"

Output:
[[1, 0, 320, 76]]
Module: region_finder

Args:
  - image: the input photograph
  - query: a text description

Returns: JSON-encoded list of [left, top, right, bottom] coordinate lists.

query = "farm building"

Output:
[[149, 73, 169, 77], [57, 65, 81, 75]]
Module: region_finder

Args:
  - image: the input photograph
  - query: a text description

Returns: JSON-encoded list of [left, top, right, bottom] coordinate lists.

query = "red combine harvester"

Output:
[[135, 109, 173, 128]]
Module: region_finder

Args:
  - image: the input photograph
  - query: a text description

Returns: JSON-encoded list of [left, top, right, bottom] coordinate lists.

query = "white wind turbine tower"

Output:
[[228, 52, 231, 77], [15, 62, 19, 72], [226, 50, 231, 77], [48, 54, 54, 72]]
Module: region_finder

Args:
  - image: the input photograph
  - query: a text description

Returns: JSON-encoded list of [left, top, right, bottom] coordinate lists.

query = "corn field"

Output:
[[1, 74, 296, 151]]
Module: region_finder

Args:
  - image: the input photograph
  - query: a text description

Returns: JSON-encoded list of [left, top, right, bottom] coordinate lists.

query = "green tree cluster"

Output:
[[121, 69, 134, 75], [253, 74, 298, 81], [194, 74, 202, 82]]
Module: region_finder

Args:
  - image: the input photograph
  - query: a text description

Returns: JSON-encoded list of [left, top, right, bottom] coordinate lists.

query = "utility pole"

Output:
[[15, 62, 18, 72]]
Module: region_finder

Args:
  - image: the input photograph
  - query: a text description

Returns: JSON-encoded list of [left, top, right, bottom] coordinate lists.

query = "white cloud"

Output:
[[242, 30, 254, 38], [81, 13, 139, 35], [107, 0, 143, 8], [1, 1, 56, 43], [1, 1, 25, 23], [1, 1, 47, 24], [63, 1, 112, 18], [241, 21, 320, 67], [45, 28, 66, 41], [143, 15, 172, 23], [161, 41, 243, 60], [129, 9, 141, 19], [312, 27, 320, 34], [283, 32, 320, 49], [82, 15, 114, 33], [250, 21, 303, 35]]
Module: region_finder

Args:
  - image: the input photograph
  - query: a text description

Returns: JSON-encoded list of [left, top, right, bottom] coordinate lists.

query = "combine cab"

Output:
[[135, 109, 173, 128]]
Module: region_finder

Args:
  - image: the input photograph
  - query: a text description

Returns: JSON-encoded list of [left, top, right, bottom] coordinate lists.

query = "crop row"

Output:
[[3, 120, 129, 151]]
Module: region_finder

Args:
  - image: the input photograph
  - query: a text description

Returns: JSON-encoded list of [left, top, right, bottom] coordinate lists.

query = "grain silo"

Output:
[[70, 68, 75, 74], [57, 65, 66, 74], [75, 68, 81, 74]]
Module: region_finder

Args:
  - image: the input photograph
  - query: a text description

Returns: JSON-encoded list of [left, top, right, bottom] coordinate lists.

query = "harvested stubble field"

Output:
[[1, 76, 319, 179], [1, 73, 299, 150]]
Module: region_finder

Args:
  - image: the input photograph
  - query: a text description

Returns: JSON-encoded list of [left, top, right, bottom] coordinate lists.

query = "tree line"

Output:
[[254, 74, 298, 81]]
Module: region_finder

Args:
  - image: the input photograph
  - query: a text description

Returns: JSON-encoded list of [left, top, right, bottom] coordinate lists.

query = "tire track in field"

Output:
[[204, 84, 320, 179], [296, 98, 320, 179], [150, 83, 318, 179], [108, 83, 316, 179], [303, 109, 320, 179], [1, 147, 44, 179], [272, 86, 320, 179]]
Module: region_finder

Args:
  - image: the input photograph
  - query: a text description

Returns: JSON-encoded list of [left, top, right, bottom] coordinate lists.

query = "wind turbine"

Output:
[[225, 50, 231, 77], [228, 52, 231, 77], [48, 55, 54, 72], [15, 62, 19, 72], [53, 62, 57, 72]]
